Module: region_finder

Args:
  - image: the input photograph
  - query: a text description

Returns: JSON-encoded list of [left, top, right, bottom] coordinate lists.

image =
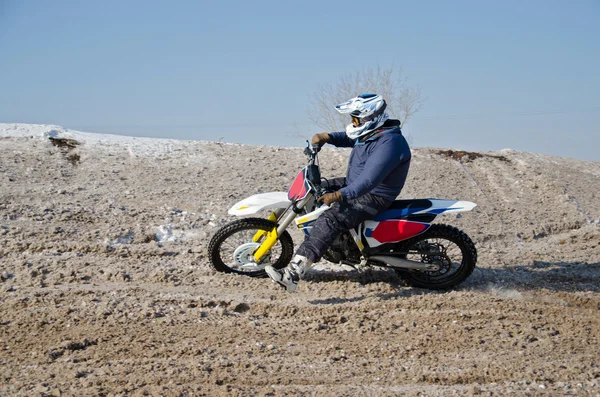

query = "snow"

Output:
[[155, 225, 185, 243], [0, 123, 207, 158]]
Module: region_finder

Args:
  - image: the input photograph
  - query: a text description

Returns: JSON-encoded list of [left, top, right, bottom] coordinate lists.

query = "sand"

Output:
[[1, 124, 599, 396]]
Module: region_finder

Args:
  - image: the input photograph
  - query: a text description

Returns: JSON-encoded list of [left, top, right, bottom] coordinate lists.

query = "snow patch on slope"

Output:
[[0, 123, 208, 158]]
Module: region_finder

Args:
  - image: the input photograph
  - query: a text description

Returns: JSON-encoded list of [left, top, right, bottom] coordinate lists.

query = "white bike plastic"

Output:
[[414, 199, 477, 215], [228, 192, 291, 216]]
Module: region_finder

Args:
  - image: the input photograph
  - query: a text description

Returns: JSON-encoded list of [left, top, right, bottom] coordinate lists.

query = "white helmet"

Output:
[[335, 94, 389, 140]]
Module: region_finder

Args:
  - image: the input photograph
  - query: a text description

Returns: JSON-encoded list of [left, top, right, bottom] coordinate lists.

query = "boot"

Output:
[[265, 255, 313, 292]]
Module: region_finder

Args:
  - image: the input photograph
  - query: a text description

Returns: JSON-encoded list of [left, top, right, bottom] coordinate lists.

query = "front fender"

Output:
[[228, 192, 291, 216]]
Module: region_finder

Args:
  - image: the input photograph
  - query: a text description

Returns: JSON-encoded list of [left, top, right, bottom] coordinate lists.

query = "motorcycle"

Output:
[[208, 142, 478, 290]]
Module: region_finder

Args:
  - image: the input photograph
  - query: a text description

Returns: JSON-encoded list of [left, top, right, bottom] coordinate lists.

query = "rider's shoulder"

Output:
[[378, 122, 403, 141]]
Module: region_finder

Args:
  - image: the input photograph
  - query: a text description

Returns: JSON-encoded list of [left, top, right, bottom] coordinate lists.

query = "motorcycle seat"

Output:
[[372, 199, 434, 221]]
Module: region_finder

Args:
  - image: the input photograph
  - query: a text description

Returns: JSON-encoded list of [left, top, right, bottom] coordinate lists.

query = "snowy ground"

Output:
[[1, 123, 599, 396]]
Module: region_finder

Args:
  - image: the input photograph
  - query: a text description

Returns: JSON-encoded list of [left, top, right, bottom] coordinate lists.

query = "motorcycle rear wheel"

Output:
[[394, 224, 477, 290], [208, 218, 294, 278]]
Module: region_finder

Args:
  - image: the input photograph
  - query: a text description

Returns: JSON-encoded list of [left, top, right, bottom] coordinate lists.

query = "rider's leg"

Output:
[[296, 193, 392, 263], [265, 254, 312, 292], [266, 192, 392, 291]]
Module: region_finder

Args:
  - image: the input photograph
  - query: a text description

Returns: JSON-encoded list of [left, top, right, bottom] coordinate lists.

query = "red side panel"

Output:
[[288, 169, 308, 201], [370, 220, 429, 243]]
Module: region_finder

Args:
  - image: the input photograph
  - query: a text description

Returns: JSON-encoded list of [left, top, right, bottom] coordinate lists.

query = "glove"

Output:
[[317, 190, 343, 206], [311, 132, 330, 147]]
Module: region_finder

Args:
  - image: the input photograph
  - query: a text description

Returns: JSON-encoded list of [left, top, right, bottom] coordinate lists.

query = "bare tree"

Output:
[[308, 65, 424, 132]]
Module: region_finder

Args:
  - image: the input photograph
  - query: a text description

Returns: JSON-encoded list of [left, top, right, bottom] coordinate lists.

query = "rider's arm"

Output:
[[339, 136, 409, 200], [327, 132, 355, 148]]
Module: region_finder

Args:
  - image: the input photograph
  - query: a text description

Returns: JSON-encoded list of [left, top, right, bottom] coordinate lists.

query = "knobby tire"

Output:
[[395, 224, 477, 290], [208, 218, 294, 278]]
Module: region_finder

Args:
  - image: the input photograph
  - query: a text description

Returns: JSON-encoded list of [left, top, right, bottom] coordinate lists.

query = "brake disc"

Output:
[[232, 242, 269, 269]]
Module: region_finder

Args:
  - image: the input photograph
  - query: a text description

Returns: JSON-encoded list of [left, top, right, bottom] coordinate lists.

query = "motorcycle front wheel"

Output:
[[208, 218, 294, 278], [394, 224, 477, 290]]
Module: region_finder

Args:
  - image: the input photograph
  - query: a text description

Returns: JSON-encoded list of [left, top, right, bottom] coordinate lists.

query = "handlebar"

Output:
[[303, 141, 321, 158], [304, 140, 324, 196]]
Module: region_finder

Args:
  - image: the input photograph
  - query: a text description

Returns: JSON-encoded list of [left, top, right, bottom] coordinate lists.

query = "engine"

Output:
[[323, 233, 362, 265]]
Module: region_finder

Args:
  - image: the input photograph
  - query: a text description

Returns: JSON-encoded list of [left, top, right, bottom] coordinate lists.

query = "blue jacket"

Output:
[[328, 120, 411, 201]]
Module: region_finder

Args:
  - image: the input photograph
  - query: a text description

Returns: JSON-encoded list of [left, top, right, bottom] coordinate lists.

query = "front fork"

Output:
[[252, 195, 312, 262], [251, 211, 280, 242]]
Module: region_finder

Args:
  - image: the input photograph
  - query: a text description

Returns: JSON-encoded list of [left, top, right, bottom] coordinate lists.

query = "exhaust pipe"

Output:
[[369, 255, 440, 271]]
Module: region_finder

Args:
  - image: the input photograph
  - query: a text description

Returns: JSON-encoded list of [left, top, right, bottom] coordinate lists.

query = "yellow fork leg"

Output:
[[252, 212, 278, 242], [253, 227, 279, 262]]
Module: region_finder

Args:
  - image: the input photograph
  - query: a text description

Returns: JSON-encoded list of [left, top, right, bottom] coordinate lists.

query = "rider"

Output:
[[265, 94, 412, 291]]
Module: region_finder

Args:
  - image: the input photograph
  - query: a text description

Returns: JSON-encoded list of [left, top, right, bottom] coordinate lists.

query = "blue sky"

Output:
[[1, 0, 599, 160]]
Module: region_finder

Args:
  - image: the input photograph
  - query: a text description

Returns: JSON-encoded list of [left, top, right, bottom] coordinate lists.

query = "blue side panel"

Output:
[[429, 207, 463, 215], [373, 206, 464, 220], [365, 228, 374, 237], [372, 208, 427, 221]]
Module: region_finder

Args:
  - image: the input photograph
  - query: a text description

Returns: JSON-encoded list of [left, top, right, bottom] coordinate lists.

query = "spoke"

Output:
[[230, 233, 249, 246], [240, 229, 251, 242], [406, 236, 466, 281], [222, 240, 241, 251]]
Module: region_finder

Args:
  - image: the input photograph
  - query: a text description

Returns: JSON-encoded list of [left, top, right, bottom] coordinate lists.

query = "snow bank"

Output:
[[0, 123, 208, 158]]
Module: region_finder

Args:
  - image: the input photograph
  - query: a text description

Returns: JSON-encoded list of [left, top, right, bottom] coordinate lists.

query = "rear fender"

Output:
[[228, 192, 291, 216]]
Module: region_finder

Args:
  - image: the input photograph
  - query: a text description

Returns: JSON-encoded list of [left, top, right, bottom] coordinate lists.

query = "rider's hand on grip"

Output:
[[311, 133, 330, 148], [317, 190, 343, 206]]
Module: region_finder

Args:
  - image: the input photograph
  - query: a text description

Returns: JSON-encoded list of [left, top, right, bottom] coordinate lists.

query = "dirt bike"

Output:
[[208, 142, 478, 290]]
